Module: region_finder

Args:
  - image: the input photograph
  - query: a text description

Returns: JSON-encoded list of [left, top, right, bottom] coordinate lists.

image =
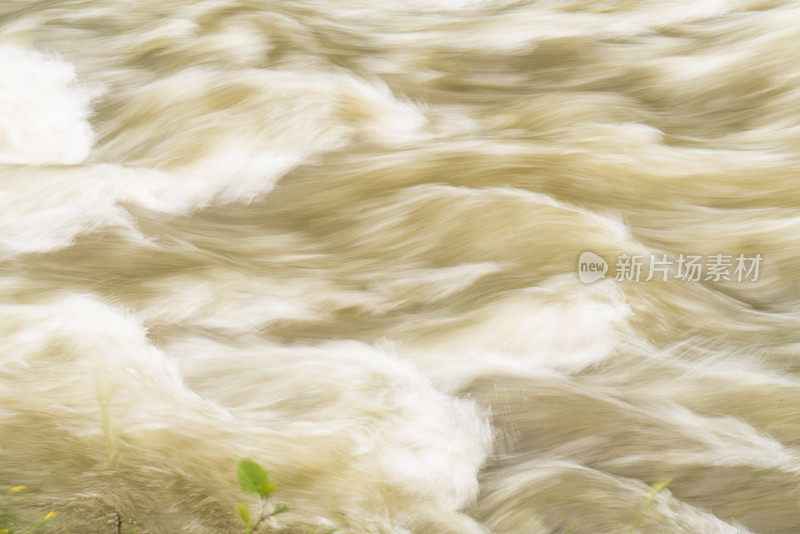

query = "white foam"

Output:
[[0, 45, 94, 165]]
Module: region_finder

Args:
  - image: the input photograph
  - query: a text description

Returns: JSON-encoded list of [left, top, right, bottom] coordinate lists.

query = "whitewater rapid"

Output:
[[2, 0, 800, 532]]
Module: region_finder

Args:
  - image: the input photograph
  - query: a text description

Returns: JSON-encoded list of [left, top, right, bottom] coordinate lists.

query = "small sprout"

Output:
[[22, 511, 57, 533], [236, 503, 251, 526], [235, 458, 295, 533], [633, 477, 674, 529], [646, 478, 673, 499]]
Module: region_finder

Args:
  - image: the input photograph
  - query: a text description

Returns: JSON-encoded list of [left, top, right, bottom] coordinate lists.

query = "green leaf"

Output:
[[272, 504, 289, 515], [235, 503, 250, 526], [237, 458, 274, 498], [258, 481, 277, 497]]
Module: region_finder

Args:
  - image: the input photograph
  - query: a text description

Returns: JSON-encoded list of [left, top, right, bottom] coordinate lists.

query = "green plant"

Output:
[[95, 379, 118, 464], [0, 445, 58, 534], [0, 485, 56, 534], [632, 477, 673, 530], [235, 459, 289, 534]]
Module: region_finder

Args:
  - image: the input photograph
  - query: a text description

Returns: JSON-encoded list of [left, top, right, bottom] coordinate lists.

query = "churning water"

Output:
[[1, 1, 800, 532]]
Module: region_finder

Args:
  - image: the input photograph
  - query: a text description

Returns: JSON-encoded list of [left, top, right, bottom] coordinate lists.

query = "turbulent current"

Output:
[[1, 1, 800, 533]]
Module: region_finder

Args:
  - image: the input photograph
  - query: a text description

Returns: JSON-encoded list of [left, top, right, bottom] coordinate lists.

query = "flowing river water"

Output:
[[1, 1, 800, 532]]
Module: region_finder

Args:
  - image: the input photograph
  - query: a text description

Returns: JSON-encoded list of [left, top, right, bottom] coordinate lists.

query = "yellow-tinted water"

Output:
[[1, 1, 799, 532]]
